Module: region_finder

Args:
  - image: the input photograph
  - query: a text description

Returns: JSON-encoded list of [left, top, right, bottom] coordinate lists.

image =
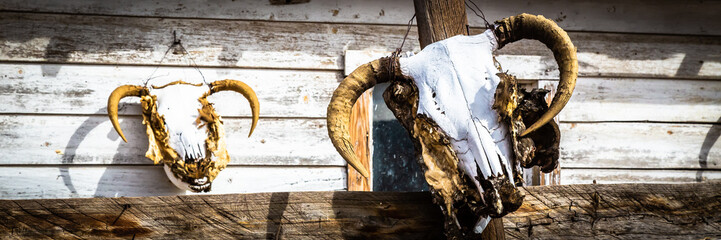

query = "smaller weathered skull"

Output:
[[108, 80, 259, 192]]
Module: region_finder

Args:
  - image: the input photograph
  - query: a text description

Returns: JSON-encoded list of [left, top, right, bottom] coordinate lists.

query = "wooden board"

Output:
[[2, 0, 719, 35], [1, 182, 719, 239], [349, 65, 721, 125], [347, 89, 372, 191], [0, 12, 419, 71], [541, 78, 721, 123], [6, 63, 721, 123], [504, 181, 721, 239], [2, 12, 721, 79], [0, 166, 346, 199], [0, 115, 345, 166], [495, 32, 721, 80], [0, 63, 339, 118], [559, 122, 721, 169], [561, 169, 721, 185]]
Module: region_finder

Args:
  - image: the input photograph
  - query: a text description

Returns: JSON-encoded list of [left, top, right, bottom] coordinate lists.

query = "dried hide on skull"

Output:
[[327, 14, 577, 238], [108, 80, 259, 192]]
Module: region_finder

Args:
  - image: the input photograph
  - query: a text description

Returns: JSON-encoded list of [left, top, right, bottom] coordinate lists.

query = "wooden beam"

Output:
[[1, 182, 719, 239], [505, 181, 721, 239]]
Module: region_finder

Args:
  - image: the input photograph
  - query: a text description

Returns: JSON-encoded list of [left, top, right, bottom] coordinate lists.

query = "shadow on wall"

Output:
[[258, 191, 444, 239], [331, 191, 444, 239], [496, 33, 719, 79], [265, 192, 289, 239], [4, 10, 720, 79], [698, 116, 721, 182], [2, 12, 322, 78], [60, 107, 184, 198]]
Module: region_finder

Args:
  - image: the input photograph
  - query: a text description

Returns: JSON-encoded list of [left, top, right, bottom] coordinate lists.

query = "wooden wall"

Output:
[[1, 0, 719, 199]]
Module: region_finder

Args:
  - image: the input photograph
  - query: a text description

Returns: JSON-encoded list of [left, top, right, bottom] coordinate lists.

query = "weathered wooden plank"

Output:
[[559, 122, 721, 169], [504, 181, 721, 239], [495, 32, 721, 80], [562, 169, 721, 185], [0, 115, 344, 166], [0, 166, 346, 199], [0, 12, 419, 71], [5, 63, 721, 123], [9, 102, 716, 170], [0, 63, 339, 117], [0, 191, 445, 239], [349, 53, 721, 123], [1, 0, 719, 35], [1, 182, 719, 239], [541, 78, 721, 123], [2, 12, 721, 79]]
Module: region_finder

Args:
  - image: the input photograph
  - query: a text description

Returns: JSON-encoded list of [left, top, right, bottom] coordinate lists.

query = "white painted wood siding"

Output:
[[1, 0, 719, 199]]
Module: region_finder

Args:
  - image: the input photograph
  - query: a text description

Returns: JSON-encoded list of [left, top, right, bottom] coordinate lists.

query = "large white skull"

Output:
[[402, 30, 515, 193], [327, 14, 577, 236]]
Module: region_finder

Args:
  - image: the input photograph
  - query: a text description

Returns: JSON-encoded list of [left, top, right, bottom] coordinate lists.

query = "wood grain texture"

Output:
[[0, 63, 340, 117], [347, 90, 372, 191], [0, 11, 420, 71], [0, 166, 346, 199], [0, 191, 444, 239], [0, 115, 344, 166], [2, 12, 720, 79], [541, 78, 721, 123], [504, 181, 721, 239], [559, 122, 721, 169], [1, 0, 720, 203], [1, 0, 719, 35], [413, 0, 468, 48], [561, 169, 721, 185], [11, 118, 711, 171], [1, 182, 719, 239], [6, 63, 720, 123]]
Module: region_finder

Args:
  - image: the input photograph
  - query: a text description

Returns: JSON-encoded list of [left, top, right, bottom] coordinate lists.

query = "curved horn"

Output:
[[327, 57, 401, 178], [107, 85, 147, 142], [209, 80, 260, 137], [494, 13, 578, 137]]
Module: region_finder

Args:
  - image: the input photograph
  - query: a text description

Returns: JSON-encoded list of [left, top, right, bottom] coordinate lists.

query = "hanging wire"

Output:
[[465, 0, 505, 72], [388, 14, 416, 80], [143, 31, 207, 87], [396, 14, 416, 55], [465, 0, 492, 29]]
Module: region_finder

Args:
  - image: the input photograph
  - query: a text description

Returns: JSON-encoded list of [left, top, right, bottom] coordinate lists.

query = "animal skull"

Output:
[[108, 80, 259, 192], [327, 14, 577, 236]]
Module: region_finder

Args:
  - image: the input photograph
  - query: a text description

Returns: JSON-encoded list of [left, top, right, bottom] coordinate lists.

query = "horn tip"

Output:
[[519, 130, 530, 137], [355, 167, 370, 178], [520, 124, 540, 137]]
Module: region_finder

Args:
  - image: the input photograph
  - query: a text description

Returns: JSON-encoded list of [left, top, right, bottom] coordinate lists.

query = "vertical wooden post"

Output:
[[413, 0, 468, 49], [348, 90, 372, 191], [412, 0, 505, 239]]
